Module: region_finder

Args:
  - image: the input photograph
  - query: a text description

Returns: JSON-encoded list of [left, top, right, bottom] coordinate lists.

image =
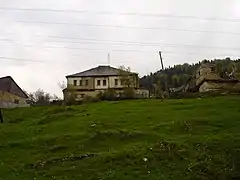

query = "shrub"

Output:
[[82, 96, 99, 103], [121, 88, 135, 99], [96, 91, 104, 100], [65, 93, 81, 106], [100, 89, 118, 101]]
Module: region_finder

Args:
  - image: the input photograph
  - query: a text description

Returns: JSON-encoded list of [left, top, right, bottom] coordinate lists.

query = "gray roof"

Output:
[[0, 76, 28, 98], [66, 65, 137, 77]]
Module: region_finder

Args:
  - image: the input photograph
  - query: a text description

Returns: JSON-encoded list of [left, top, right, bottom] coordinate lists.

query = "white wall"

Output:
[[94, 76, 126, 89], [67, 77, 82, 85], [109, 76, 124, 88], [67, 75, 138, 90], [94, 77, 109, 89]]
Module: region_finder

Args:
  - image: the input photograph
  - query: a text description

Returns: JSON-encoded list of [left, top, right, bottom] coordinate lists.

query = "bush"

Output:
[[96, 91, 104, 100], [82, 96, 99, 103], [104, 89, 118, 101], [97, 88, 137, 101], [65, 93, 82, 106], [98, 89, 118, 101], [121, 88, 135, 99]]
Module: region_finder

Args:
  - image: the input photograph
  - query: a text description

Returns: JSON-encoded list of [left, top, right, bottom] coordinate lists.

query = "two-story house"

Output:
[[63, 65, 144, 101]]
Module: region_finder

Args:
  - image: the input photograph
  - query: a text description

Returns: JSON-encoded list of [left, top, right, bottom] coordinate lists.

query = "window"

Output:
[[103, 80, 107, 86], [79, 80, 83, 86], [97, 80, 101, 86], [74, 80, 77, 86], [85, 80, 89, 86], [115, 79, 118, 86]]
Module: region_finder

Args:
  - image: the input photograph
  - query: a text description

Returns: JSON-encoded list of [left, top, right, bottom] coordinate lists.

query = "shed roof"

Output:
[[0, 76, 28, 98]]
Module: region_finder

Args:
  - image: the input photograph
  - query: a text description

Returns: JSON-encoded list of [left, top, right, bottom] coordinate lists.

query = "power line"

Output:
[[13, 20, 240, 36], [46, 36, 240, 51], [2, 43, 240, 57], [0, 7, 239, 23], [0, 56, 43, 63], [1, 36, 240, 51], [0, 52, 238, 67]]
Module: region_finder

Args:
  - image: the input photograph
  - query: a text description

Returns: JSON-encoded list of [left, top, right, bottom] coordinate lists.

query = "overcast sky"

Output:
[[1, 0, 240, 96]]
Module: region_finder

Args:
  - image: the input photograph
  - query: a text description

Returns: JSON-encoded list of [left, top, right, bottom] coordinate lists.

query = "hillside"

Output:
[[140, 58, 240, 91], [0, 96, 240, 179]]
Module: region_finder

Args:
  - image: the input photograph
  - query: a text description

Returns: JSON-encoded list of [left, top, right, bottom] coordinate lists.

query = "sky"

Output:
[[1, 0, 240, 97]]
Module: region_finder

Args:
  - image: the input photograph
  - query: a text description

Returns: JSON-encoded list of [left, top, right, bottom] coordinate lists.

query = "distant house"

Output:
[[0, 76, 29, 108], [196, 62, 240, 92], [63, 65, 149, 101]]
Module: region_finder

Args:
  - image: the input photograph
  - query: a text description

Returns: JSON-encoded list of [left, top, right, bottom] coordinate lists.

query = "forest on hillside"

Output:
[[140, 58, 240, 92]]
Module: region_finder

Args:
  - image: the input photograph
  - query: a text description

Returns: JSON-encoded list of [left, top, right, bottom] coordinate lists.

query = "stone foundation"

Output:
[[199, 81, 240, 92]]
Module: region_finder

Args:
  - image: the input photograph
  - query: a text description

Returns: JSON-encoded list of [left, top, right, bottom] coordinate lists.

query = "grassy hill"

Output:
[[0, 96, 240, 180]]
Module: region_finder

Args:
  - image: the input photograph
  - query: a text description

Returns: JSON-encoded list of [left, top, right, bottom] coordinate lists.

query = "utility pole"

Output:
[[159, 51, 164, 70], [158, 51, 168, 96]]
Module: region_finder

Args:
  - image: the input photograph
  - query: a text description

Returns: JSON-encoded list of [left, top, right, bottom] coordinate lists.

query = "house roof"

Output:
[[66, 65, 137, 78], [0, 76, 28, 98]]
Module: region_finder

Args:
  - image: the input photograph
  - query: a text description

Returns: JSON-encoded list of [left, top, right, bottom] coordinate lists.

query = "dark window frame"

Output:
[[115, 79, 118, 86], [73, 80, 77, 86], [97, 80, 101, 86], [103, 80, 107, 86]]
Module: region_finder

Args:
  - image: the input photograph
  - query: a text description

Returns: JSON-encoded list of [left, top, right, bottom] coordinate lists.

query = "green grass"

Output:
[[0, 96, 240, 180]]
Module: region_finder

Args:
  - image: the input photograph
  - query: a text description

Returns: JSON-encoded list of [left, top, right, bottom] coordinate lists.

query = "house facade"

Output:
[[63, 65, 148, 101], [0, 76, 29, 108], [196, 62, 240, 92]]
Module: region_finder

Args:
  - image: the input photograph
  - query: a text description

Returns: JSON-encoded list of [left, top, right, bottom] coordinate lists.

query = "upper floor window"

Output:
[[85, 80, 89, 86], [79, 80, 83, 86], [74, 80, 77, 86], [97, 80, 101, 86], [115, 79, 118, 86], [103, 80, 107, 86]]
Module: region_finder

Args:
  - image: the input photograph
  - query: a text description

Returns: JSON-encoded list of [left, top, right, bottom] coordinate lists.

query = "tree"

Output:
[[118, 65, 137, 99], [172, 74, 179, 87], [58, 81, 67, 90], [119, 66, 137, 88], [52, 94, 60, 101], [153, 77, 163, 98], [27, 89, 52, 106]]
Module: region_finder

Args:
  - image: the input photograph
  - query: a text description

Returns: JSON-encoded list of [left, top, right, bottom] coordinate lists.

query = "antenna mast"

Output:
[[108, 53, 110, 65]]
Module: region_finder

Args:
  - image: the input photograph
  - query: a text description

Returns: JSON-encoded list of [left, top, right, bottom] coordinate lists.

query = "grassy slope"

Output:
[[0, 96, 240, 180]]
